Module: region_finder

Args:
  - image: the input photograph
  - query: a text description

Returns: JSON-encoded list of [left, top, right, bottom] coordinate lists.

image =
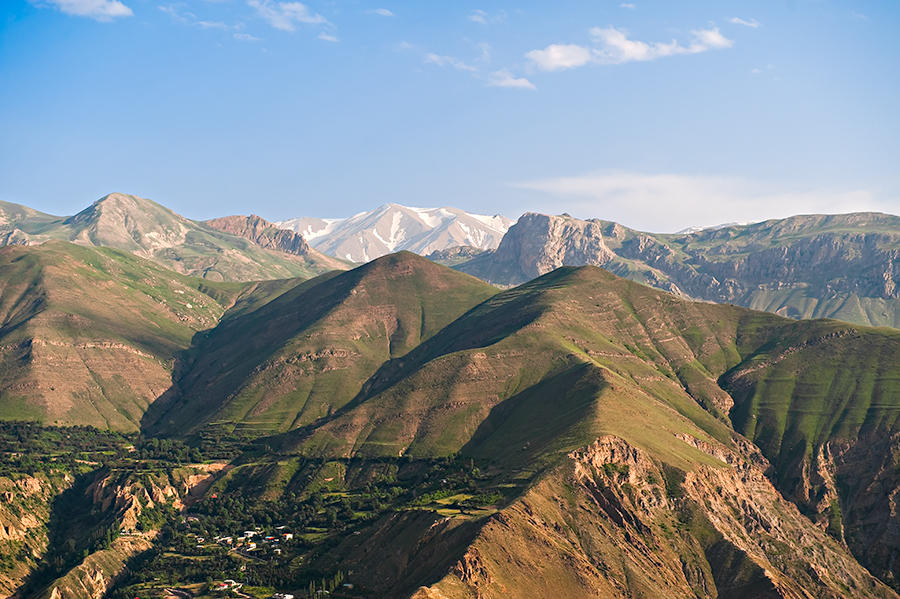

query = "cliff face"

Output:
[[465, 213, 617, 285], [459, 212, 900, 327], [0, 473, 74, 596], [204, 214, 313, 256], [24, 463, 226, 599], [413, 436, 897, 599]]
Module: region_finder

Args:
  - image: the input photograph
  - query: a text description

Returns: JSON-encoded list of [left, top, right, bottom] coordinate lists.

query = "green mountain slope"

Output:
[[0, 241, 251, 430], [0, 194, 346, 281], [144, 252, 499, 439], [457, 211, 900, 328], [258, 263, 900, 589], [146, 262, 900, 597]]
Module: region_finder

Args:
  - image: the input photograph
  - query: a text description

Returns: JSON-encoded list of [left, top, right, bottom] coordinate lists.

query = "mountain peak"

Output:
[[277, 203, 513, 262], [204, 214, 315, 257]]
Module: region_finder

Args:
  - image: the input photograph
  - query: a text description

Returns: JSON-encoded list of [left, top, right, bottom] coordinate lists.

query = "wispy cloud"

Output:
[[526, 26, 733, 71], [591, 26, 733, 64], [197, 20, 229, 29], [367, 8, 393, 17], [619, 3, 636, 9], [317, 31, 338, 42], [40, 0, 132, 21], [424, 48, 532, 90], [160, 5, 239, 34], [729, 17, 760, 28], [424, 53, 477, 72], [488, 69, 535, 90], [247, 0, 327, 32], [234, 32, 260, 41], [512, 171, 884, 232], [468, 9, 506, 25], [526, 44, 592, 71]]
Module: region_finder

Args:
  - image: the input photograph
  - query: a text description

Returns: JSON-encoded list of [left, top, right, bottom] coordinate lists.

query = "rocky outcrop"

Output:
[[0, 473, 74, 596], [38, 535, 154, 599], [31, 463, 227, 599], [416, 436, 898, 599], [464, 213, 617, 284], [204, 214, 312, 256]]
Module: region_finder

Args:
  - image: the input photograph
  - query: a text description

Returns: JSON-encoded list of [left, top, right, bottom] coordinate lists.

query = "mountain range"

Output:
[[1, 192, 900, 598], [276, 203, 513, 263], [0, 193, 345, 281], [454, 211, 900, 328]]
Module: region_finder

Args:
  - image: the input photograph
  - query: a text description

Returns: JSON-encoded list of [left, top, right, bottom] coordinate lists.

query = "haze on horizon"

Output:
[[1, 0, 898, 232]]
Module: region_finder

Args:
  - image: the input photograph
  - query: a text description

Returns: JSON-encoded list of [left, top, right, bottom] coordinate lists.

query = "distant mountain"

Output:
[[0, 194, 346, 281], [277, 203, 513, 262], [458, 211, 900, 328]]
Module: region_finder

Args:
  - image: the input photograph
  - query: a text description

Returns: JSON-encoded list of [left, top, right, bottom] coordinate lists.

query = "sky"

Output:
[[1, 0, 898, 232]]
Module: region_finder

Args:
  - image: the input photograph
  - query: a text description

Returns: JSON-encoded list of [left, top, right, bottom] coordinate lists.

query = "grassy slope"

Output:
[[146, 252, 499, 439], [280, 264, 900, 492], [289, 266, 753, 466], [0, 241, 251, 431]]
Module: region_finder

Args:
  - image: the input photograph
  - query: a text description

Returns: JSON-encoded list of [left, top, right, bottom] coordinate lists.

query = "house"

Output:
[[243, 530, 257, 538], [282, 533, 294, 540], [270, 594, 294, 599]]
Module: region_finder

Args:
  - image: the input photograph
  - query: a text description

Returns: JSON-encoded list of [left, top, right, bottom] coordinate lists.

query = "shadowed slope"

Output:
[[145, 252, 498, 439]]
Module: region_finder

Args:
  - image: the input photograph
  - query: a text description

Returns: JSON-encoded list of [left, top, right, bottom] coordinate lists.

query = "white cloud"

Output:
[[525, 26, 733, 71], [487, 69, 535, 90], [512, 171, 885, 232], [525, 44, 592, 71], [619, 3, 635, 9], [234, 32, 260, 41], [317, 31, 338, 42], [424, 53, 477, 72], [590, 26, 732, 64], [368, 8, 393, 17], [729, 17, 760, 28], [247, 0, 326, 32], [43, 0, 132, 20], [468, 9, 505, 25]]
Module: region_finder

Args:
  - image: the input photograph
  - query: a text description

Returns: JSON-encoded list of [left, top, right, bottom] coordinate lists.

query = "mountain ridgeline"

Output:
[[455, 211, 900, 328], [0, 194, 345, 281]]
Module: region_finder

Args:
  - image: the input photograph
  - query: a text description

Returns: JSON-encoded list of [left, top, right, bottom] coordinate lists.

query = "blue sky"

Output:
[[1, 0, 898, 231]]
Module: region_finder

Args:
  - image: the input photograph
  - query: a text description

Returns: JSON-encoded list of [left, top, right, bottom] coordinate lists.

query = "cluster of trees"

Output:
[[0, 422, 133, 476]]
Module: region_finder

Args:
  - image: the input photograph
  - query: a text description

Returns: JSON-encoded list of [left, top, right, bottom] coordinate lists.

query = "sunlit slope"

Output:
[[0, 241, 246, 430], [287, 266, 757, 463], [285, 265, 900, 475], [145, 252, 498, 438]]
